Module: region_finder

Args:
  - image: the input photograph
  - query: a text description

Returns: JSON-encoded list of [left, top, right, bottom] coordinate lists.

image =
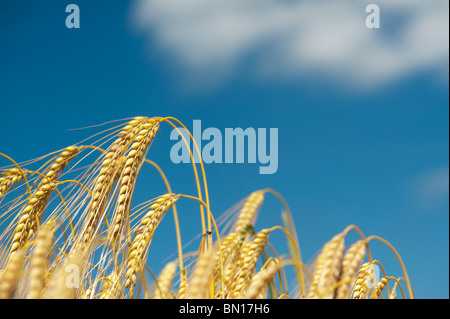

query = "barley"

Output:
[[0, 116, 415, 300], [371, 277, 388, 299], [389, 282, 398, 299], [220, 231, 255, 294], [10, 146, 79, 254], [82, 286, 93, 299], [154, 261, 177, 299], [0, 168, 24, 199], [42, 250, 85, 299], [186, 248, 215, 299], [244, 260, 280, 299], [216, 232, 246, 298], [109, 118, 160, 245], [100, 272, 120, 299], [335, 240, 366, 299], [228, 229, 271, 299], [27, 219, 56, 299], [308, 233, 345, 299], [234, 191, 264, 235], [124, 193, 179, 289], [78, 117, 150, 248], [0, 249, 25, 299], [352, 262, 374, 299], [213, 232, 239, 280], [177, 274, 188, 299]]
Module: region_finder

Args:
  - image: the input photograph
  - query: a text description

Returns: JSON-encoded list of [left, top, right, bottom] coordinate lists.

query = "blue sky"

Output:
[[0, 1, 448, 298]]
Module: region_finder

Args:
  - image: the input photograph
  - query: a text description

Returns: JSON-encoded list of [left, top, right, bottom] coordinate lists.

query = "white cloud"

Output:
[[132, 0, 449, 89]]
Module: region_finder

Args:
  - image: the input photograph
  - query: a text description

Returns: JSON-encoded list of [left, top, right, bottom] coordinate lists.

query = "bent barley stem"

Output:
[[160, 119, 207, 234], [162, 117, 212, 241], [263, 188, 306, 297], [366, 235, 414, 299], [178, 194, 224, 296], [144, 159, 184, 285]]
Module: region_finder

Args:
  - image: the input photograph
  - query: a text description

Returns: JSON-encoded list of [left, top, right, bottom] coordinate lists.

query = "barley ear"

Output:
[[41, 250, 86, 299], [10, 146, 79, 254], [0, 249, 25, 299], [154, 261, 177, 299], [109, 118, 160, 245], [308, 233, 345, 299], [186, 248, 215, 299], [244, 260, 280, 299], [124, 194, 179, 290], [176, 273, 188, 299], [228, 229, 271, 299], [27, 218, 56, 299], [371, 277, 388, 299], [78, 117, 150, 249], [0, 168, 25, 200], [352, 262, 373, 299], [335, 240, 366, 299], [235, 191, 264, 234]]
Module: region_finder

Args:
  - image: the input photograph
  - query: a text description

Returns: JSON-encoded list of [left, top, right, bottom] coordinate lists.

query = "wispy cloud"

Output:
[[411, 167, 449, 211], [132, 0, 449, 89]]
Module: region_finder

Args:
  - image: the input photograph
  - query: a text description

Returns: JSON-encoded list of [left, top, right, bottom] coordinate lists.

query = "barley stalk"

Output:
[[176, 274, 188, 299], [186, 248, 215, 299], [370, 277, 388, 299], [154, 261, 177, 299], [0, 168, 24, 199], [228, 229, 271, 299], [219, 227, 258, 295], [109, 118, 160, 245], [27, 219, 56, 299], [82, 286, 93, 299], [308, 233, 345, 299], [389, 282, 398, 299], [100, 272, 120, 299], [352, 262, 373, 299], [244, 260, 280, 299], [10, 146, 79, 254], [235, 191, 264, 234], [335, 240, 366, 299], [41, 250, 86, 299], [0, 249, 25, 299], [78, 117, 150, 248], [213, 232, 239, 281], [216, 191, 266, 292], [124, 193, 179, 289]]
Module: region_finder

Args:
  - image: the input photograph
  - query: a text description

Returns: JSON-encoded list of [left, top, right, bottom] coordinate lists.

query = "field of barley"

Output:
[[0, 116, 414, 299]]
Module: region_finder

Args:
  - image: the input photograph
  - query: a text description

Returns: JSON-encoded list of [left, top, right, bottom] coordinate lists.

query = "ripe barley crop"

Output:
[[0, 116, 414, 299]]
